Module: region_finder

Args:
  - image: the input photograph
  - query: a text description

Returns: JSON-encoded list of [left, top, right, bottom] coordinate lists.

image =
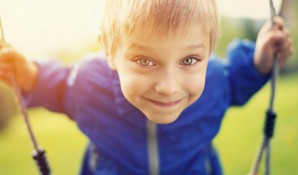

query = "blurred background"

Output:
[[0, 0, 297, 174]]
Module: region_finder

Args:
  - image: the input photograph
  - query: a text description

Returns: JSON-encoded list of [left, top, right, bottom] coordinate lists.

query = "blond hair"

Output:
[[100, 0, 220, 56]]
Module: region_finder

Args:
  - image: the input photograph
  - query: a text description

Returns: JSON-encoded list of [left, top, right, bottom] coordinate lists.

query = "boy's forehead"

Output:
[[122, 23, 210, 53], [127, 21, 209, 43], [133, 14, 207, 34]]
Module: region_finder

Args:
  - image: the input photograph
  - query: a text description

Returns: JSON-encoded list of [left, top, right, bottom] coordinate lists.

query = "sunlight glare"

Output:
[[0, 0, 282, 57]]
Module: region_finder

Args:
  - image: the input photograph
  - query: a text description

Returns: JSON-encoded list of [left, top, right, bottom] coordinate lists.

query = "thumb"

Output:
[[272, 16, 285, 31]]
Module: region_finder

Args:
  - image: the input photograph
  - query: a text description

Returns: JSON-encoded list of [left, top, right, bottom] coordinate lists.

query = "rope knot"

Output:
[[264, 110, 277, 138]]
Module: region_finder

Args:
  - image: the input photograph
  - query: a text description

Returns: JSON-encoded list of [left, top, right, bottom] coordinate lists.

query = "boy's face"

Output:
[[110, 24, 210, 124]]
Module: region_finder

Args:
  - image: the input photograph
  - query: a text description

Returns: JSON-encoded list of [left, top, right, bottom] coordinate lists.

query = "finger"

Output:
[[269, 29, 290, 47], [279, 45, 293, 59], [262, 30, 283, 51], [278, 48, 292, 61], [275, 38, 292, 52], [284, 28, 291, 37], [0, 71, 13, 87], [0, 62, 10, 69], [0, 62, 13, 72], [0, 41, 11, 50], [277, 38, 293, 57], [277, 47, 293, 68], [272, 16, 285, 31], [262, 16, 284, 33], [0, 47, 16, 62], [261, 20, 274, 34]]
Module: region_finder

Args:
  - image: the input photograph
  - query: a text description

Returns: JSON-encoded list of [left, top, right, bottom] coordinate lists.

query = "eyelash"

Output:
[[180, 56, 200, 65], [135, 56, 200, 67], [136, 58, 155, 67]]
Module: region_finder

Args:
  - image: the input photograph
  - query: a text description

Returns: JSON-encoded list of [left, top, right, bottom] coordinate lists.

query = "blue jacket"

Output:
[[27, 39, 269, 175]]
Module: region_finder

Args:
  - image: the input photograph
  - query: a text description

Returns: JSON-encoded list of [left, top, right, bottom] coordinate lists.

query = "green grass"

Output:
[[215, 73, 298, 174], [0, 111, 87, 175], [0, 73, 297, 175]]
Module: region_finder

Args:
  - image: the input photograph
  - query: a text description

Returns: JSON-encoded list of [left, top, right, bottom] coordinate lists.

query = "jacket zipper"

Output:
[[147, 120, 160, 175]]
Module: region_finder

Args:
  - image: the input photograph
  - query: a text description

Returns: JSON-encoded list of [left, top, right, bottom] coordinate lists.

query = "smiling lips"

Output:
[[146, 98, 184, 108]]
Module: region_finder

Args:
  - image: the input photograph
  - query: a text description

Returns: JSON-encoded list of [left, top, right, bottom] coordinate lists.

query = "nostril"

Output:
[[154, 81, 179, 96]]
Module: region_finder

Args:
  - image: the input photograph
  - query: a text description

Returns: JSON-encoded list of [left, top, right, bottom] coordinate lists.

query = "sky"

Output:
[[0, 0, 282, 57]]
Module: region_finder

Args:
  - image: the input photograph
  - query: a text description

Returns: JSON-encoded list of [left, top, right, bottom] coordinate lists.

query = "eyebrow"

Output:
[[128, 43, 154, 51], [128, 42, 207, 51], [184, 43, 207, 50]]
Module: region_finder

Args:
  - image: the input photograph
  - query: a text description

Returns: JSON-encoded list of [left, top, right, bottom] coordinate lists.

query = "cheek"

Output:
[[117, 69, 151, 103], [185, 72, 206, 102], [189, 62, 209, 99]]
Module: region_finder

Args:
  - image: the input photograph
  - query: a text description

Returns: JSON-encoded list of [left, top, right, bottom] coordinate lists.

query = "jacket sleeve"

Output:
[[225, 39, 270, 106], [24, 59, 73, 115]]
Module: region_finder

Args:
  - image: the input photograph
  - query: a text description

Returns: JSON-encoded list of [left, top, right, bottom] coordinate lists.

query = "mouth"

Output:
[[145, 98, 184, 108]]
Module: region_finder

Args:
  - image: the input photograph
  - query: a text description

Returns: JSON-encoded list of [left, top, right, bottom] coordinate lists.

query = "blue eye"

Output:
[[136, 58, 155, 66], [180, 57, 199, 65]]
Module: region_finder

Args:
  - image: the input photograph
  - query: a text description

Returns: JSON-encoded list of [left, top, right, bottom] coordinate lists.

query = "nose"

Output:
[[154, 70, 179, 96]]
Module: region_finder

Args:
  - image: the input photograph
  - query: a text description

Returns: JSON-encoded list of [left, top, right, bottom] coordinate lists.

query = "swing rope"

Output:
[[0, 17, 51, 175], [249, 0, 279, 174]]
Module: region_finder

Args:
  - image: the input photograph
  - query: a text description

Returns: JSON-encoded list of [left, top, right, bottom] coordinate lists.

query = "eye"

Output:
[[136, 58, 155, 66], [180, 57, 199, 65]]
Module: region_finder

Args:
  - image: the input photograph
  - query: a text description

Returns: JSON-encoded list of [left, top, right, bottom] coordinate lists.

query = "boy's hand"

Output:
[[254, 16, 292, 75], [0, 41, 38, 93]]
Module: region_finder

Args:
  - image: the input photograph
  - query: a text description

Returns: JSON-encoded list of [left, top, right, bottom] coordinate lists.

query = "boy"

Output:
[[0, 0, 292, 174]]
